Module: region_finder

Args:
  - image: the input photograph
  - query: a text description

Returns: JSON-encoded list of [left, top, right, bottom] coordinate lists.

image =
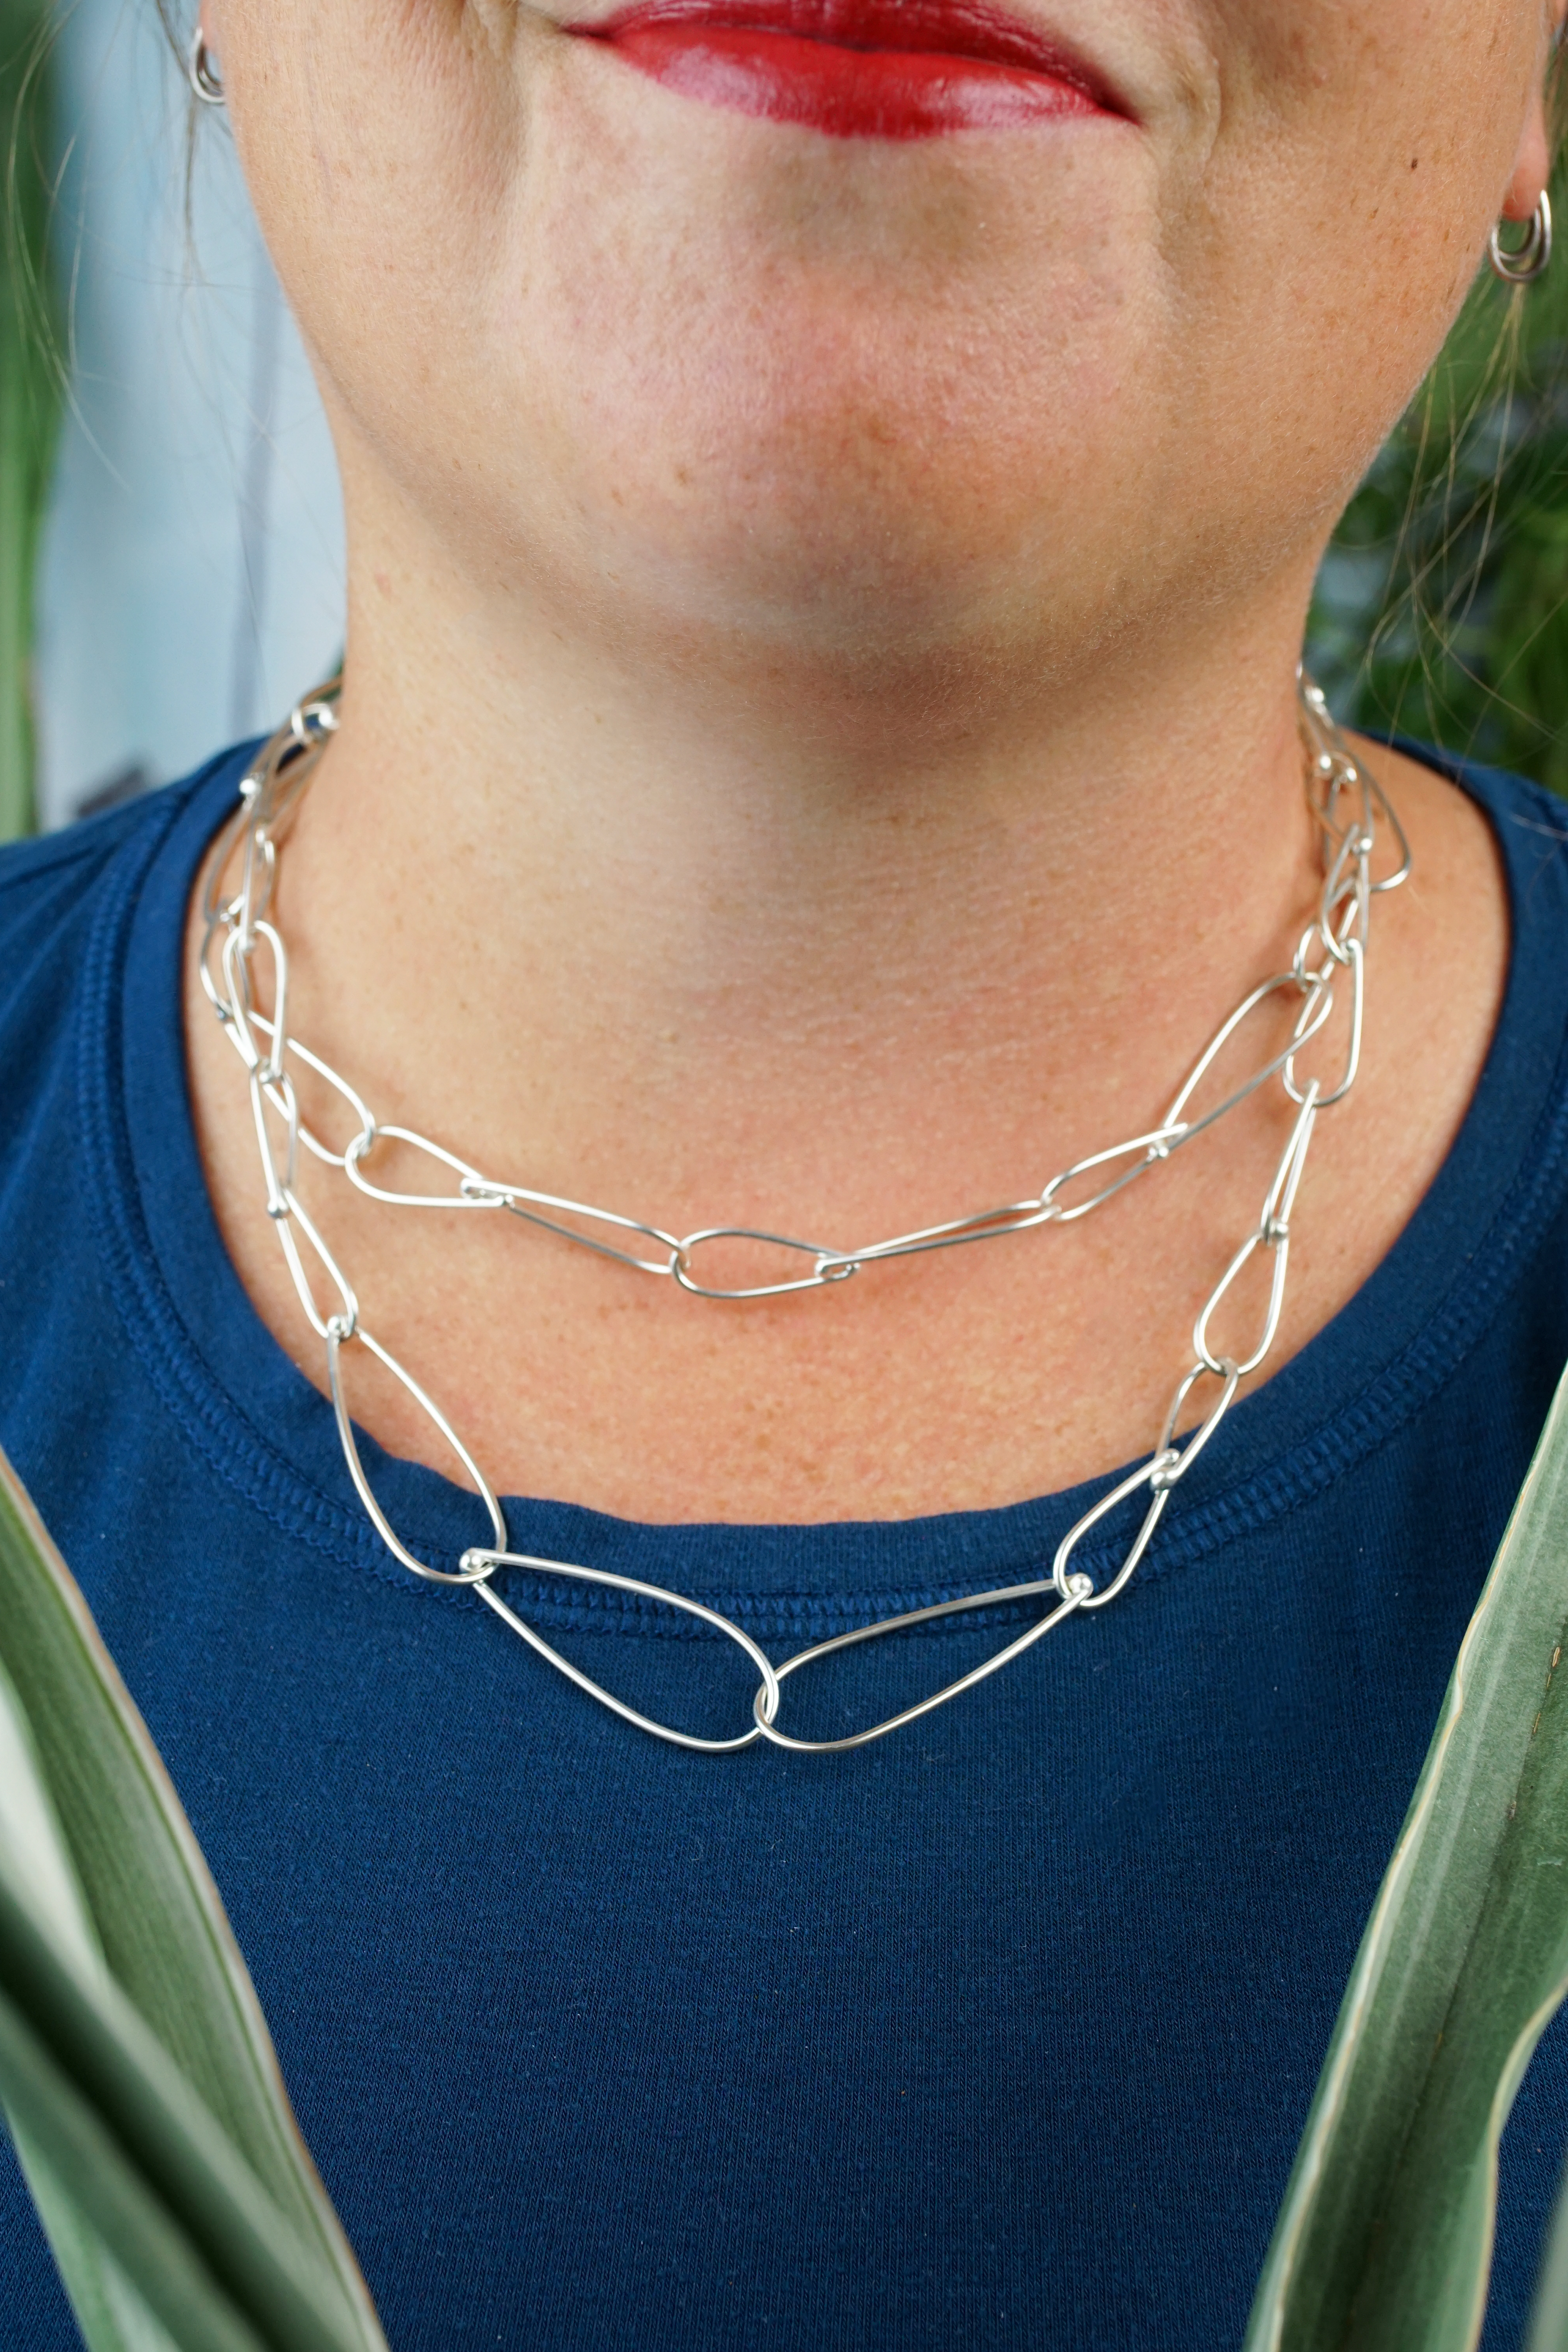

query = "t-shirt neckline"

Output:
[[82, 740, 1568, 1640]]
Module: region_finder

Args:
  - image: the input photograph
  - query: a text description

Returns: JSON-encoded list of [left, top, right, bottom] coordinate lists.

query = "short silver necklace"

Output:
[[199, 673, 1408, 1754]]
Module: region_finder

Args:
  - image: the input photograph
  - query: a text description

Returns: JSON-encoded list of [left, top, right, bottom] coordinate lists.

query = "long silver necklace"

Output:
[[199, 673, 1408, 1754]]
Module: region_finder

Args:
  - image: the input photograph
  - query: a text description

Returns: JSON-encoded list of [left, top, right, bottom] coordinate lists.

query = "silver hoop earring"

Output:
[[1489, 190, 1552, 284], [187, 28, 226, 105]]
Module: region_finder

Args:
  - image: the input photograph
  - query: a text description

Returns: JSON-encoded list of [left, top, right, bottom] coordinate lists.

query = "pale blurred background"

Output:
[[29, 0, 343, 826]]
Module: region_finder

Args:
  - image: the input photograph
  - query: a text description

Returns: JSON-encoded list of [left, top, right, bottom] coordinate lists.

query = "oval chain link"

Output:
[[206, 671, 1404, 1752]]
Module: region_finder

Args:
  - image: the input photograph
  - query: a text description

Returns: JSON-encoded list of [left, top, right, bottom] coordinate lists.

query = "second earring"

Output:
[[1489, 191, 1552, 284], [187, 27, 226, 105]]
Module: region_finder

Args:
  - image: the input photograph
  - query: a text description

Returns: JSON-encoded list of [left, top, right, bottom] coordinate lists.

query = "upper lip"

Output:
[[568, 0, 1136, 116]]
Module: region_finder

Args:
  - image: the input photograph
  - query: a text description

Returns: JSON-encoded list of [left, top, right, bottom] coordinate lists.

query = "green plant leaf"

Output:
[[0, 1447, 389, 2352], [1245, 1359, 1568, 2352], [0, 0, 64, 841], [1527, 2150, 1568, 2352]]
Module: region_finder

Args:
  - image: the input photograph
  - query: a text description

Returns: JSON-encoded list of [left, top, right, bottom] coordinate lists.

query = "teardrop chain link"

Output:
[[200, 670, 1408, 1753]]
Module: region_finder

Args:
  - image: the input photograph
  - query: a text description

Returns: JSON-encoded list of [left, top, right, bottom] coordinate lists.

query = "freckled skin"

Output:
[[187, 0, 1555, 1520]]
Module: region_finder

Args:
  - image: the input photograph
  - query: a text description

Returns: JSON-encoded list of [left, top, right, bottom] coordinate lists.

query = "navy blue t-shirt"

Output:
[[3, 745, 1568, 2351]]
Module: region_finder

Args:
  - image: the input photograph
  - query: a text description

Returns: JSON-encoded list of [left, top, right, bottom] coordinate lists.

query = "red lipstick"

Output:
[[567, 0, 1127, 140]]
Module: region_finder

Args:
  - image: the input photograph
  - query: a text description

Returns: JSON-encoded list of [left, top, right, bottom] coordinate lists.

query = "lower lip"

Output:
[[569, 16, 1110, 139]]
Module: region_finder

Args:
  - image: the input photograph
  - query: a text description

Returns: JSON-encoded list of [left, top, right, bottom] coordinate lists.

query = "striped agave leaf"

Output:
[[0, 1449, 388, 2352], [1247, 1357, 1568, 2352]]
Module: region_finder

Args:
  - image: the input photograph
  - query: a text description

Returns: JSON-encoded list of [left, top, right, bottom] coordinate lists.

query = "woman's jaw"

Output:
[[218, 0, 1540, 725], [202, 0, 1553, 811]]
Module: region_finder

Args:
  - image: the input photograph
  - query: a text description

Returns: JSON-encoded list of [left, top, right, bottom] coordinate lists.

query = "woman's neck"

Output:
[[273, 548, 1323, 1234], [184, 516, 1506, 1522]]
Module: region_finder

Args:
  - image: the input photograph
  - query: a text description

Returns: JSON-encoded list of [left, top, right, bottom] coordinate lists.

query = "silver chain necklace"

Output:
[[198, 673, 1408, 1754]]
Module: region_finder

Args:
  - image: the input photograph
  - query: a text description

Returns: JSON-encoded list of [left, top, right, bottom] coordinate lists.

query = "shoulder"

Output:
[[1440, 749, 1568, 841], [0, 794, 154, 953], [1355, 740, 1568, 1078], [0, 796, 167, 1104], [1381, 739, 1568, 909], [0, 748, 255, 959], [0, 749, 257, 1164]]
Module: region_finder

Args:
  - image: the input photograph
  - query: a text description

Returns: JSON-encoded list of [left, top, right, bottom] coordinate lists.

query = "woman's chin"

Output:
[[470, 284, 1141, 674], [488, 402, 1083, 673]]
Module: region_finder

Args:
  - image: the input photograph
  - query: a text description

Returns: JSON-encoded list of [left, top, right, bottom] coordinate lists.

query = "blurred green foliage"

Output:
[[0, 0, 61, 841], [1307, 151, 1568, 793]]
